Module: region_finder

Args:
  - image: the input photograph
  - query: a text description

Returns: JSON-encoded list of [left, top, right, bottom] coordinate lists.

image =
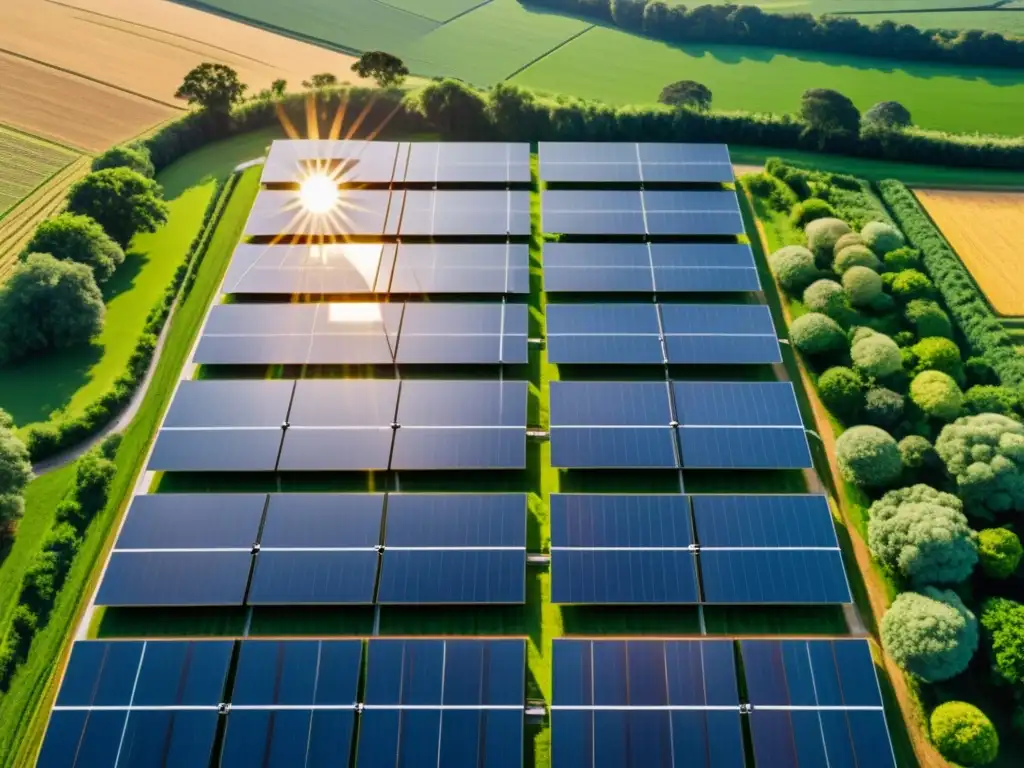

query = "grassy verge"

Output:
[[0, 167, 261, 768]]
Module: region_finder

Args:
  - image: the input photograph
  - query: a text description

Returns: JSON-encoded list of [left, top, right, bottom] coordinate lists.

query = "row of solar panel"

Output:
[[550, 380, 811, 469], [196, 302, 529, 366], [97, 493, 527, 607], [551, 494, 849, 604], [261, 141, 734, 186], [150, 379, 527, 472], [41, 638, 525, 768], [542, 189, 743, 236]]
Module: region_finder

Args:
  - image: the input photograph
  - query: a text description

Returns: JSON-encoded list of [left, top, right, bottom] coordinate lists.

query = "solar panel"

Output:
[[549, 381, 678, 468], [247, 494, 383, 605], [261, 139, 402, 185], [638, 143, 734, 183], [547, 304, 664, 364], [378, 494, 526, 604], [222, 640, 362, 768], [387, 243, 530, 294], [538, 142, 733, 183], [223, 243, 394, 295], [401, 142, 531, 184], [741, 639, 896, 768], [244, 188, 396, 238], [357, 639, 524, 768], [552, 639, 745, 768], [394, 303, 528, 364], [542, 190, 743, 236], [660, 304, 781, 365], [393, 190, 531, 237], [40, 640, 231, 768], [650, 243, 760, 292]]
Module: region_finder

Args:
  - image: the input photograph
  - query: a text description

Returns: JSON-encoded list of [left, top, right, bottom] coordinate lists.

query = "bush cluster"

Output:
[[910, 370, 963, 421], [791, 198, 834, 226], [0, 409, 33, 530], [805, 219, 851, 269], [789, 312, 846, 357], [768, 245, 818, 296], [934, 413, 1024, 519], [804, 279, 852, 324], [818, 367, 864, 422], [834, 245, 881, 275], [930, 702, 999, 766], [881, 587, 978, 682], [851, 330, 902, 379], [979, 597, 1024, 687], [861, 221, 905, 255], [836, 424, 903, 488], [905, 299, 952, 340], [977, 528, 1023, 579]]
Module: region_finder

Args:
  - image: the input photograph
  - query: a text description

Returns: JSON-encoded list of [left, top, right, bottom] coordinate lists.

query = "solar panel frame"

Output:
[[261, 139, 402, 185], [542, 189, 744, 236], [538, 142, 733, 184], [244, 188, 396, 239], [400, 142, 531, 184], [222, 243, 394, 295], [97, 551, 254, 607]]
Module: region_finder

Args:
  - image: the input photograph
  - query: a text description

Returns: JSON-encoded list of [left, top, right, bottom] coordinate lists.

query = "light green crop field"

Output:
[[0, 126, 78, 220], [511, 26, 1024, 136]]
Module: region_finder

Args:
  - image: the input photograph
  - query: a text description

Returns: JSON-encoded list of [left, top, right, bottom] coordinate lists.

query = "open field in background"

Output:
[[913, 189, 1024, 316], [0, 126, 78, 218]]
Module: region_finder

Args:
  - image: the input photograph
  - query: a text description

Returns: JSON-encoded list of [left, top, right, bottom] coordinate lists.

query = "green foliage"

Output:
[[67, 168, 169, 248], [836, 424, 902, 488], [91, 145, 155, 178], [851, 331, 902, 379], [980, 597, 1024, 686], [864, 101, 912, 130], [0, 253, 104, 364], [832, 232, 864, 256], [800, 88, 860, 138], [834, 244, 882, 275], [911, 336, 964, 384], [818, 366, 864, 422], [789, 312, 847, 357], [0, 410, 32, 528], [351, 51, 410, 88], [977, 528, 1023, 579], [868, 484, 977, 585], [22, 213, 125, 282], [910, 371, 963, 421], [966, 357, 998, 387], [803, 279, 853, 324], [883, 246, 921, 272], [930, 702, 999, 766], [658, 79, 712, 111], [861, 221, 906, 256], [768, 245, 818, 296], [891, 269, 936, 303], [964, 385, 1019, 418], [842, 266, 882, 308], [175, 62, 247, 114], [881, 587, 978, 682], [791, 198, 835, 227], [905, 299, 952, 340], [864, 387, 904, 428], [934, 413, 1024, 519], [899, 434, 937, 473], [805, 217, 851, 269]]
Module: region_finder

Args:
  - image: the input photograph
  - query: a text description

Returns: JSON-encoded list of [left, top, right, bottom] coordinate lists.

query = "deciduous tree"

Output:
[[67, 168, 168, 248], [175, 63, 247, 114], [351, 51, 409, 87]]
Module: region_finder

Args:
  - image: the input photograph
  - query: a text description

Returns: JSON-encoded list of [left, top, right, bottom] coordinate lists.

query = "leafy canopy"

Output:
[[0, 407, 33, 528], [864, 101, 913, 130], [658, 80, 712, 111], [836, 425, 902, 488], [881, 587, 978, 682], [980, 597, 1024, 686], [91, 145, 154, 178], [352, 51, 410, 88], [934, 413, 1024, 519], [930, 702, 999, 766], [800, 88, 860, 137], [67, 168, 168, 248], [175, 63, 247, 113], [23, 213, 125, 282], [977, 528, 1023, 579]]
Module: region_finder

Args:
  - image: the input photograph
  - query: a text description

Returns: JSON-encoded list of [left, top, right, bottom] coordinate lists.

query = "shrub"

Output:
[[891, 269, 935, 302], [834, 244, 882, 275], [67, 167, 168, 248], [862, 221, 906, 256], [91, 145, 155, 178], [977, 528, 1023, 579], [883, 246, 921, 272], [769, 245, 818, 296], [842, 266, 882, 308], [42, 523, 80, 569], [864, 387, 904, 428], [910, 371, 963, 421], [963, 385, 1018, 418], [868, 484, 977, 585], [905, 299, 953, 340], [9, 606, 37, 653], [818, 367, 864, 422], [899, 435, 937, 473], [54, 499, 84, 528], [966, 357, 998, 387], [744, 172, 774, 197], [930, 702, 998, 766], [789, 312, 847, 357], [894, 330, 916, 347], [832, 232, 864, 254], [934, 413, 1024, 519], [791, 198, 835, 227], [805, 217, 852, 269], [836, 425, 902, 488], [980, 597, 1024, 686], [22, 213, 125, 282], [73, 450, 116, 519], [0, 415, 32, 528], [803, 279, 853, 324], [912, 337, 964, 382], [851, 332, 902, 378], [864, 101, 912, 130], [881, 587, 978, 682]]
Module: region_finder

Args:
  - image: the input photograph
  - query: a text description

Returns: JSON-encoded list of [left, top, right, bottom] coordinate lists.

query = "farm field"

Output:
[[0, 126, 77, 219], [913, 189, 1024, 316], [510, 26, 1024, 136]]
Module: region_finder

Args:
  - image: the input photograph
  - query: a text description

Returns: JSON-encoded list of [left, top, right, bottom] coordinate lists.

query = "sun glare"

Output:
[[299, 174, 339, 214]]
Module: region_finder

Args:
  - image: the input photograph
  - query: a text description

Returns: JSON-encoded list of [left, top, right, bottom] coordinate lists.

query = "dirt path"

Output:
[[754, 216, 949, 768]]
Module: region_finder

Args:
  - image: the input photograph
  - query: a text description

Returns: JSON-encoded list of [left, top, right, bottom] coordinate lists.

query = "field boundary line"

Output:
[[0, 122, 83, 156], [436, 0, 497, 25], [836, 0, 1011, 14], [0, 155, 78, 226], [503, 23, 596, 81], [0, 48, 183, 110], [370, 0, 448, 25]]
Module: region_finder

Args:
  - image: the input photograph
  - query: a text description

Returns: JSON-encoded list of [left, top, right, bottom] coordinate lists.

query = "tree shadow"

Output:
[[102, 247, 151, 303], [0, 342, 103, 426]]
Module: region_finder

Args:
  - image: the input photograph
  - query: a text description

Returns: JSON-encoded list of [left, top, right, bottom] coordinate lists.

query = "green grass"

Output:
[[0, 166, 262, 768], [0, 127, 279, 430], [511, 26, 1024, 136], [0, 126, 78, 220]]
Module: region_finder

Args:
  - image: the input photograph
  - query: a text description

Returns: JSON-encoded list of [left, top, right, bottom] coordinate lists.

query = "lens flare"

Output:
[[299, 174, 339, 214]]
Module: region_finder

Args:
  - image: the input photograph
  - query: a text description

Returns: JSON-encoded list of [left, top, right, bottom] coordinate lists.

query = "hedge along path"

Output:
[[913, 189, 1024, 317], [743, 187, 951, 768]]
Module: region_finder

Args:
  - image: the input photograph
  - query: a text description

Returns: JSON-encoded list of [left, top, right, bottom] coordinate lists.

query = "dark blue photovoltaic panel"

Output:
[[550, 427, 679, 468], [116, 494, 266, 550], [247, 550, 379, 604], [163, 380, 294, 428], [543, 243, 654, 293], [664, 334, 782, 365], [550, 382, 672, 426], [651, 243, 761, 293], [539, 142, 641, 183], [221, 710, 356, 768], [38, 710, 125, 768], [132, 641, 233, 706], [639, 142, 734, 183], [384, 494, 526, 547], [364, 639, 525, 705], [97, 551, 252, 606], [149, 429, 284, 472], [678, 426, 812, 469], [741, 639, 883, 708], [547, 304, 664, 364], [260, 494, 384, 548], [277, 427, 394, 471], [56, 641, 143, 706], [398, 380, 527, 426], [377, 549, 525, 603], [548, 334, 664, 365], [245, 189, 395, 238], [693, 495, 837, 548], [644, 190, 744, 236], [395, 303, 527, 365], [674, 382, 802, 426], [391, 428, 526, 470], [289, 379, 399, 426], [551, 710, 745, 768], [222, 243, 392, 295], [543, 190, 645, 235], [389, 243, 529, 294], [749, 710, 896, 768], [395, 190, 531, 236], [660, 304, 774, 336], [700, 550, 851, 604], [551, 550, 698, 604], [550, 494, 692, 547], [232, 639, 362, 705], [553, 640, 739, 706]]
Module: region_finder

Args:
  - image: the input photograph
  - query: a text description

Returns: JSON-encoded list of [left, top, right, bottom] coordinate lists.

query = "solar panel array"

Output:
[[551, 639, 896, 768], [41, 638, 527, 768], [539, 142, 734, 184], [550, 494, 850, 605], [97, 493, 527, 607], [542, 189, 743, 236]]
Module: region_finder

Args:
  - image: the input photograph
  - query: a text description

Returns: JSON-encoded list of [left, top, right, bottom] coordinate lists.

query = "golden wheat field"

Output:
[[914, 189, 1024, 316]]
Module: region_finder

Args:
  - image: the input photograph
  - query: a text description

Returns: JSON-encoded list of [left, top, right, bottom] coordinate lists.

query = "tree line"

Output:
[[522, 0, 1024, 69]]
